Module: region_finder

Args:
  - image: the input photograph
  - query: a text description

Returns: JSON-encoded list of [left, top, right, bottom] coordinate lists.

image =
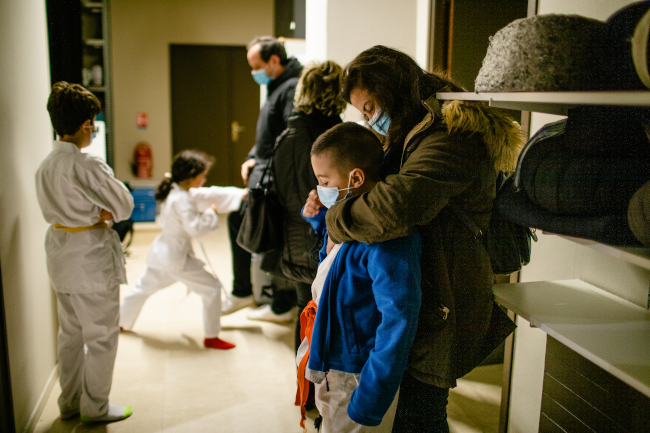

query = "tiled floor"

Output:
[[33, 218, 502, 433]]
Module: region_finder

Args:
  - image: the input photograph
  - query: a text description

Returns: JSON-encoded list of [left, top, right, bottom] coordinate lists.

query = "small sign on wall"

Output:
[[137, 112, 148, 129]]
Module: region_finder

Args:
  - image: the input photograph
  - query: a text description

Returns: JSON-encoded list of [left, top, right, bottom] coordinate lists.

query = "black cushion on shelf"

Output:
[[516, 107, 650, 216], [495, 188, 641, 247], [563, 106, 650, 157], [628, 179, 650, 246], [603, 0, 650, 90]]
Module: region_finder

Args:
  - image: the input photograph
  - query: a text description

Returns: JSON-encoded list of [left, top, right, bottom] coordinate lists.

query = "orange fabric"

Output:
[[295, 300, 318, 431]]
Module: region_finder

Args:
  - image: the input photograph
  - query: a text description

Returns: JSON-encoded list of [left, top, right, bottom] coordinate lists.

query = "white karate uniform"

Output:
[[119, 183, 245, 338], [35, 140, 134, 418]]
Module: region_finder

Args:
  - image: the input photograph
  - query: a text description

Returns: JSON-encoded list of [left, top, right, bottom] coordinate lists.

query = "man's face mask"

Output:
[[251, 69, 273, 86], [317, 172, 354, 208]]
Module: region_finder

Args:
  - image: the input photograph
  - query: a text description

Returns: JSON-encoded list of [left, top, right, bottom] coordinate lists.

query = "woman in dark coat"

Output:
[[323, 46, 523, 432], [272, 60, 346, 352]]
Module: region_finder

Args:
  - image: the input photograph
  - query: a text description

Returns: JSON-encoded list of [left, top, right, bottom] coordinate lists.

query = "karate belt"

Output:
[[295, 300, 318, 432], [54, 222, 108, 232]]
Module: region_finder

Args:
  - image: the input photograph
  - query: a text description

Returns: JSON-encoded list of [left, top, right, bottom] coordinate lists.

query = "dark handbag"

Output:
[[236, 159, 283, 254], [450, 172, 537, 275]]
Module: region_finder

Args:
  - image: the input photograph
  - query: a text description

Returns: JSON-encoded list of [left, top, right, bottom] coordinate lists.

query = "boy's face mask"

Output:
[[85, 123, 98, 141], [317, 172, 354, 208]]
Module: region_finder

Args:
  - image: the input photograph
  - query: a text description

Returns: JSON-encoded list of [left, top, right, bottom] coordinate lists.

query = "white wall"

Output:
[[306, 0, 424, 122], [110, 0, 274, 182], [0, 1, 59, 431]]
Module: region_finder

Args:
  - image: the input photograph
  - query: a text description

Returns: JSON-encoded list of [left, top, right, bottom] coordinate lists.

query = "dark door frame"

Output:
[[0, 260, 16, 432]]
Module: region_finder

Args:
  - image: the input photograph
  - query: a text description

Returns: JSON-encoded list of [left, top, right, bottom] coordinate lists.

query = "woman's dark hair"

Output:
[[156, 150, 215, 201], [311, 122, 384, 182], [247, 36, 288, 66], [47, 81, 101, 136], [340, 45, 465, 147]]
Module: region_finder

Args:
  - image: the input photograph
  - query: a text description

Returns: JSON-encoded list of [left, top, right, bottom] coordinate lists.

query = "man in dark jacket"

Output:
[[223, 36, 303, 321]]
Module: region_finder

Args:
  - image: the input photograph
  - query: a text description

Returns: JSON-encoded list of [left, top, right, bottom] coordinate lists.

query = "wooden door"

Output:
[[170, 45, 259, 188]]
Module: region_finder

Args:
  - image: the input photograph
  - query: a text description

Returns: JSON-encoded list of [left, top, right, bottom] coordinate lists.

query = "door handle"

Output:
[[231, 121, 246, 142]]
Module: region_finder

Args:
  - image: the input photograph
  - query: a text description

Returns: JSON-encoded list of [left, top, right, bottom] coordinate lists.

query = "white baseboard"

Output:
[[22, 365, 58, 433]]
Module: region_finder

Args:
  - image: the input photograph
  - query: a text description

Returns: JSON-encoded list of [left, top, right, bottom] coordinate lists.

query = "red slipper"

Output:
[[203, 337, 235, 350]]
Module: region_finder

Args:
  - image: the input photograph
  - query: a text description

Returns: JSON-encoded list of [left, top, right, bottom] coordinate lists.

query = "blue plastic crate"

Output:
[[130, 188, 157, 222]]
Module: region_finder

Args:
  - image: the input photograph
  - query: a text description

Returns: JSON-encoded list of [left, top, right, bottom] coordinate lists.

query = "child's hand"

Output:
[[210, 204, 219, 213], [302, 190, 323, 218], [242, 188, 249, 201], [241, 159, 256, 186], [99, 209, 114, 222]]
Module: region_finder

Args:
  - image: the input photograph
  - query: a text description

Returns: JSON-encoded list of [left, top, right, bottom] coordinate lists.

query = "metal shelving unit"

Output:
[[81, 0, 113, 168], [436, 91, 650, 116]]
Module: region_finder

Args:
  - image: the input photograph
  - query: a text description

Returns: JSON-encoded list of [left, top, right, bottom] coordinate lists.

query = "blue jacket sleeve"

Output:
[[347, 233, 422, 426], [301, 206, 327, 236]]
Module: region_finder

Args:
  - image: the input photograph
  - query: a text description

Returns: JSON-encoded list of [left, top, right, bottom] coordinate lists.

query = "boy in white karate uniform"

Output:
[[35, 82, 134, 422]]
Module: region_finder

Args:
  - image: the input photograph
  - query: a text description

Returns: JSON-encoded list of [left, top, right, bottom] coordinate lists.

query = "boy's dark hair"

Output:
[[156, 150, 215, 201], [247, 36, 288, 66], [47, 81, 101, 137], [311, 122, 384, 182]]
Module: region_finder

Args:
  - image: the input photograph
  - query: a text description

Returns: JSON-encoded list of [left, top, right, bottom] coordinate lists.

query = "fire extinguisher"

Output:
[[131, 142, 153, 179]]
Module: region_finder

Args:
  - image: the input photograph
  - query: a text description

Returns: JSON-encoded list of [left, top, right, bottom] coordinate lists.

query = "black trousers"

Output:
[[228, 210, 252, 298], [392, 372, 450, 433], [228, 209, 296, 314]]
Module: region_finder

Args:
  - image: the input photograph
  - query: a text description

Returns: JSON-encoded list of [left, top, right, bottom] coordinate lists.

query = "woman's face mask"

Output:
[[368, 108, 391, 136], [317, 172, 354, 208]]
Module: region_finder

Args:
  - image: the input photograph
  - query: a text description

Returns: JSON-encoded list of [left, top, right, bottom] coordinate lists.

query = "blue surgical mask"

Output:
[[317, 173, 354, 208], [251, 69, 273, 86], [368, 108, 391, 135], [91, 131, 97, 141]]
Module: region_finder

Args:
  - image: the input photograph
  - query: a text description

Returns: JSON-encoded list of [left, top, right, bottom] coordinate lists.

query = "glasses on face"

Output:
[[84, 124, 99, 133]]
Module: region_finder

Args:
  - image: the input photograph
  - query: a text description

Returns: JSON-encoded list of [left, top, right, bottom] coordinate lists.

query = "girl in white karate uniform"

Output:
[[120, 150, 246, 349]]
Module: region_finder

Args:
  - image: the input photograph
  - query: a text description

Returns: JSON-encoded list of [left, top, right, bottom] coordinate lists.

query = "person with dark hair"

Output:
[[272, 60, 345, 352], [319, 46, 524, 432], [295, 122, 422, 432], [36, 82, 134, 423], [222, 36, 303, 321], [119, 150, 246, 350]]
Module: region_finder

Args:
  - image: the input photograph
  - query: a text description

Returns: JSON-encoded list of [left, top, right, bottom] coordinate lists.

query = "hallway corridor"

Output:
[[32, 218, 502, 433]]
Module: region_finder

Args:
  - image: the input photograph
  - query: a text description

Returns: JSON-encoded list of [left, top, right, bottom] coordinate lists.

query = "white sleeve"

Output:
[[84, 161, 135, 222], [176, 197, 219, 238], [190, 186, 246, 213]]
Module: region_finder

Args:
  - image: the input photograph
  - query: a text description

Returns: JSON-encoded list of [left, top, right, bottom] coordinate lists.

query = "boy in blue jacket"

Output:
[[297, 122, 422, 432]]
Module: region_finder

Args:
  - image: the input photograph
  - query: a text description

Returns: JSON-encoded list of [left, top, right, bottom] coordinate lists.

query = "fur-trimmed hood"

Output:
[[406, 95, 525, 172]]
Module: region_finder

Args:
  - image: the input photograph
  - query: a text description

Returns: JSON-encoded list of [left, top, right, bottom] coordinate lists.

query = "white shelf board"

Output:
[[556, 235, 650, 271], [436, 91, 650, 116], [493, 279, 650, 397]]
